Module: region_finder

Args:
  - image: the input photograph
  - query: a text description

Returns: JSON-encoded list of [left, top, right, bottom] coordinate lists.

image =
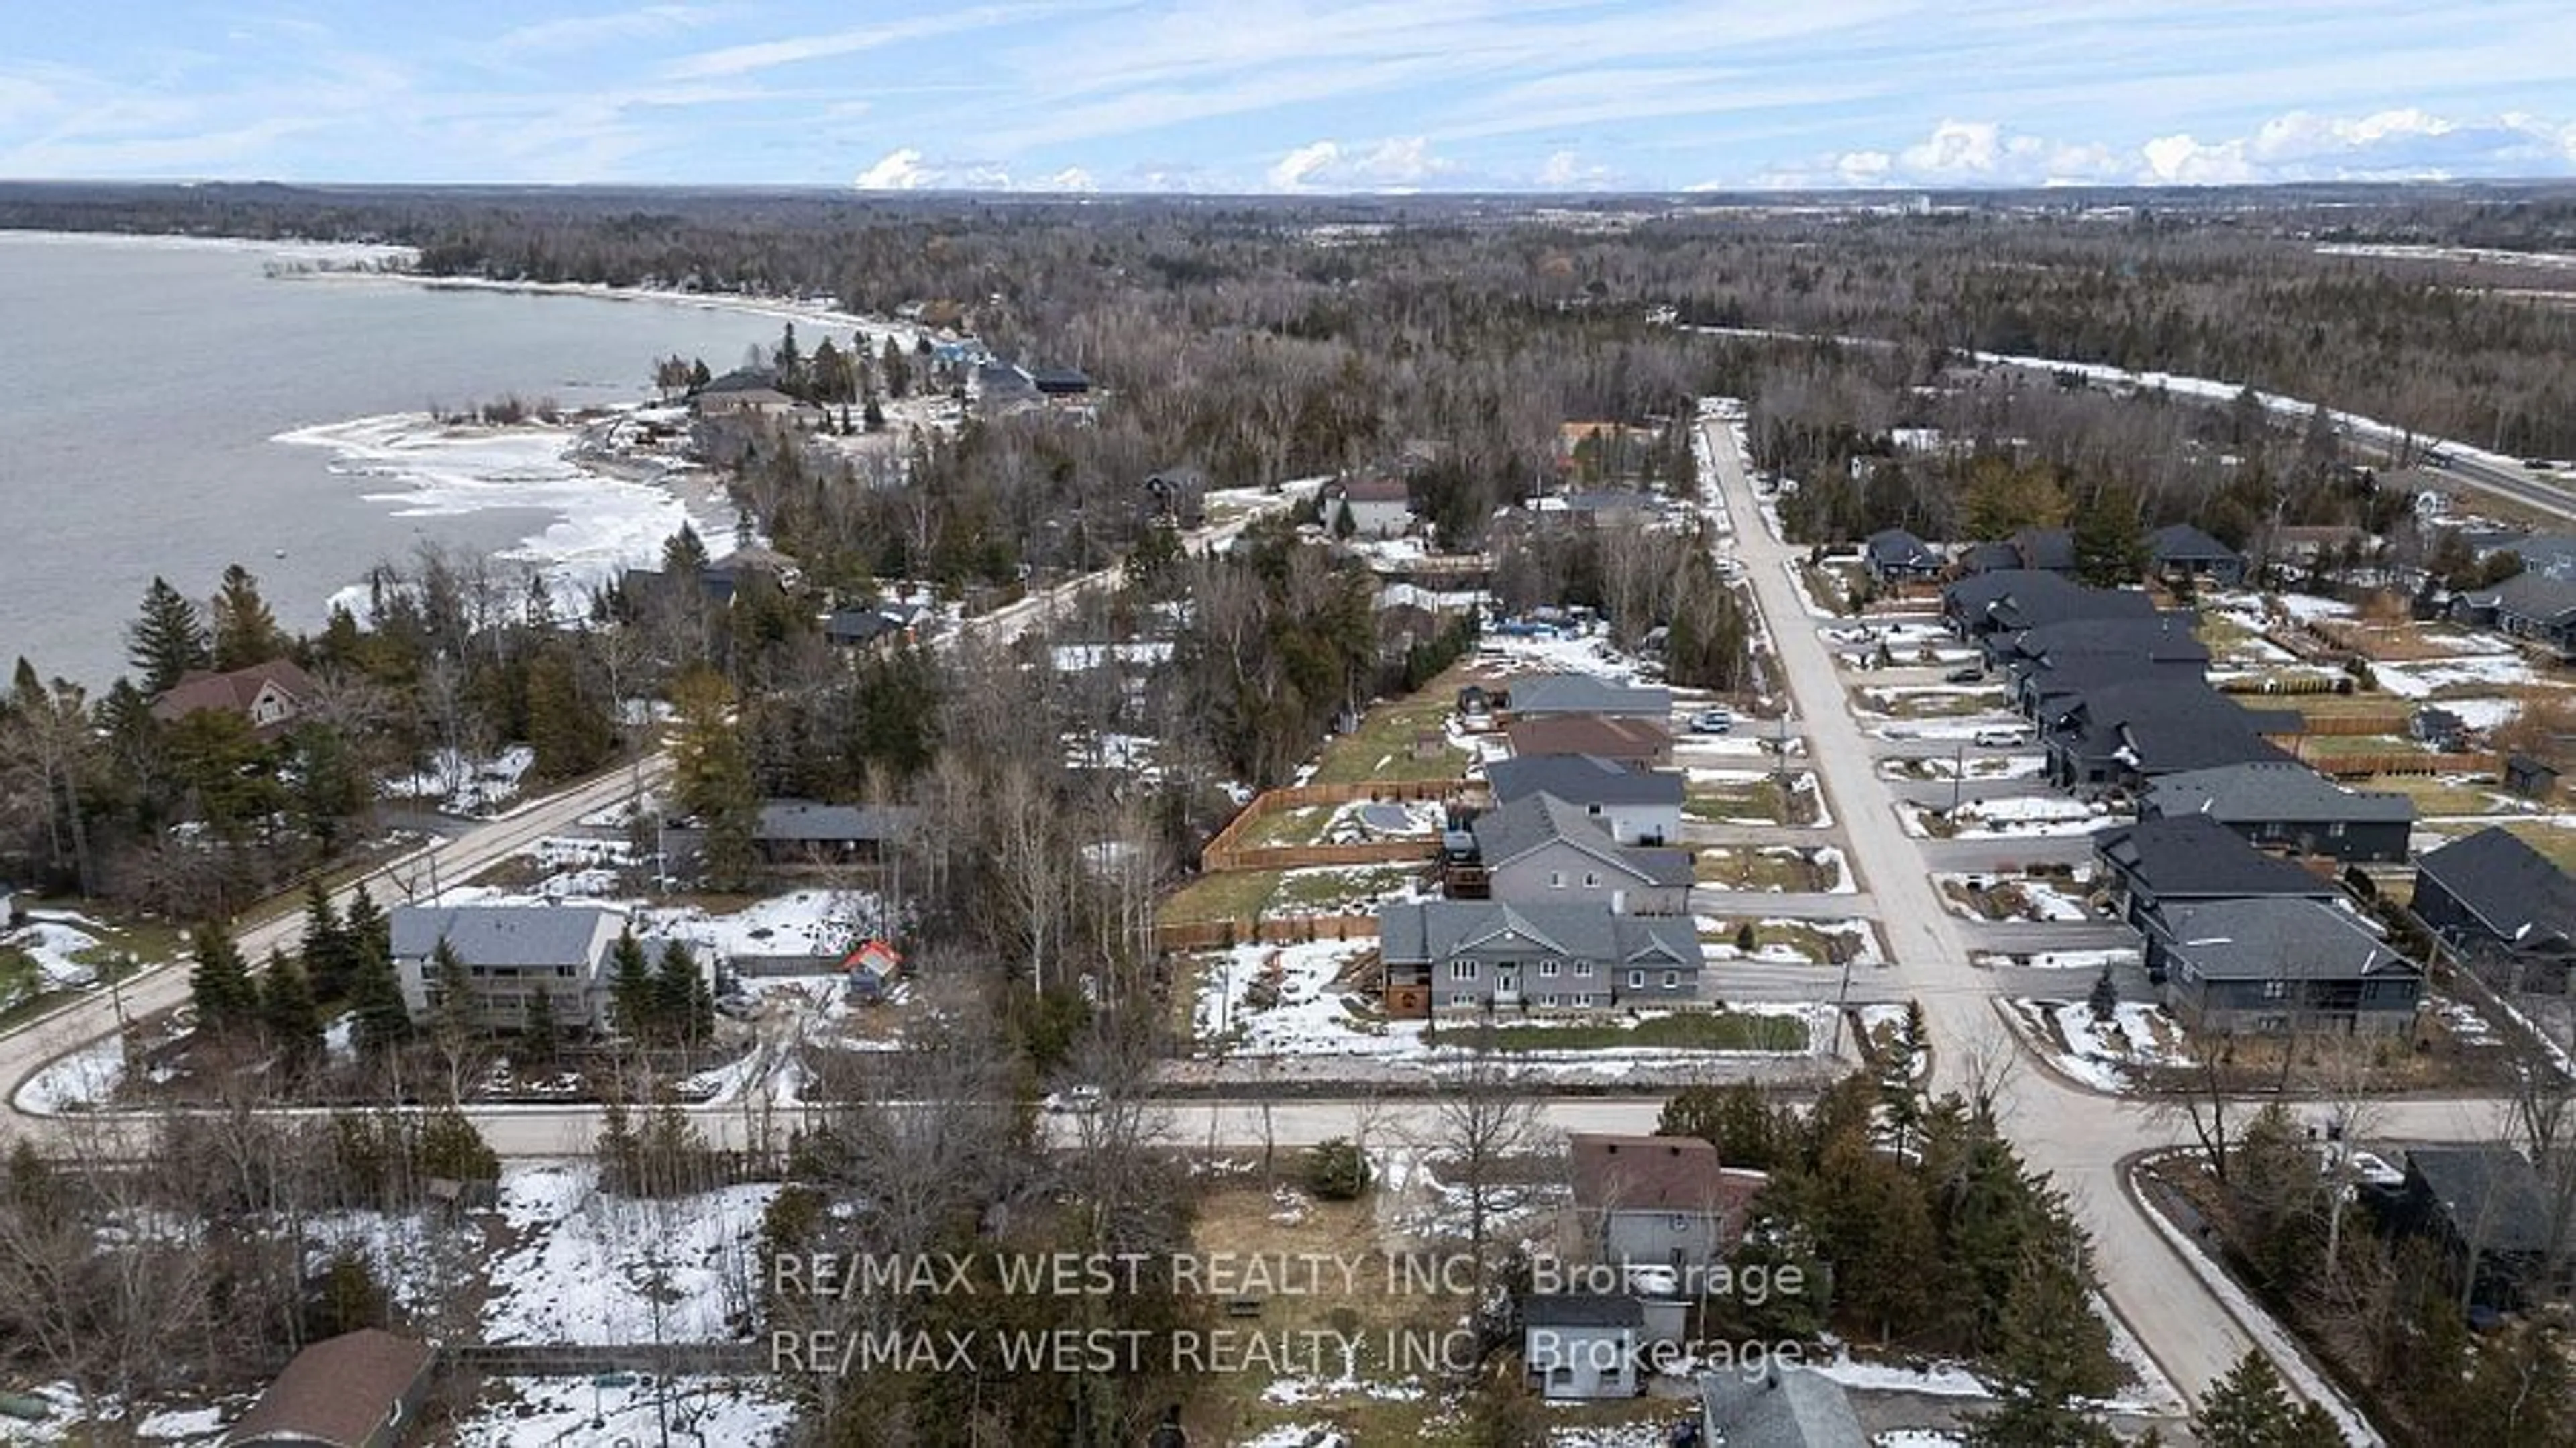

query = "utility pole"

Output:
[[1950, 741, 1966, 816], [1825, 941, 1855, 1058]]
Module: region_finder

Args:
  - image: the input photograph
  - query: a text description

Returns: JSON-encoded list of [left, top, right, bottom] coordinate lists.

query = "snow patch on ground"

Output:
[[13, 1037, 127, 1114], [2009, 999, 2192, 1092], [384, 745, 535, 817], [3, 913, 103, 990], [453, 1374, 796, 1447], [481, 1160, 775, 1345]]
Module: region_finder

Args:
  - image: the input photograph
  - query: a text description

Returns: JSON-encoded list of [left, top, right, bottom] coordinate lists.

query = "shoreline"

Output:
[[274, 406, 744, 622], [289, 266, 924, 354]]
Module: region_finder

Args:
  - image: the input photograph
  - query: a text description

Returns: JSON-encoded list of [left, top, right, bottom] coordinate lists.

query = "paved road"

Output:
[[1697, 408, 2284, 1412]]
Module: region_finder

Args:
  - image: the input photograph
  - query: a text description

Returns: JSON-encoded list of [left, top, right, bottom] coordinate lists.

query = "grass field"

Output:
[[2502, 822, 2576, 873], [1272, 865, 1419, 911], [1694, 848, 1837, 892], [1685, 774, 1822, 826], [1163, 870, 1282, 924], [2359, 774, 2520, 817], [1307, 667, 1474, 787], [1487, 1010, 1809, 1052], [1701, 919, 1866, 964]]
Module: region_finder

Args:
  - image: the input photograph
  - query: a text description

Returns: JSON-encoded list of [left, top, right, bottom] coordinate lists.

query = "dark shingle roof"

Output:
[[2012, 526, 2078, 572], [2407, 1146, 2563, 1256], [1487, 755, 1683, 810], [2157, 897, 2416, 981], [1505, 673, 1674, 718], [2144, 761, 2414, 827], [2094, 816, 2340, 901], [1944, 571, 2157, 633], [1570, 1133, 1754, 1214], [1863, 528, 1940, 569], [1504, 715, 1672, 761], [2149, 522, 2241, 565], [1522, 1293, 1644, 1328], [2417, 826, 2576, 947], [755, 799, 920, 843]]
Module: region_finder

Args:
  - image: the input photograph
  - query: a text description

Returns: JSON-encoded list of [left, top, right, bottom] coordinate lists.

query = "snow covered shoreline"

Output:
[[274, 409, 741, 622]]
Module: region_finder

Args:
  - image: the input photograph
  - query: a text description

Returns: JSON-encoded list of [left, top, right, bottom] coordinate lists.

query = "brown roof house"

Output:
[[223, 1328, 437, 1448], [150, 658, 319, 738], [1503, 716, 1675, 769], [1568, 1133, 1766, 1272]]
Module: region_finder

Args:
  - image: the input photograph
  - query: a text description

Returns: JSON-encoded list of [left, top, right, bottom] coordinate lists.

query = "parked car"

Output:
[[1690, 708, 1734, 734], [1945, 666, 1984, 683], [1973, 725, 2029, 748]]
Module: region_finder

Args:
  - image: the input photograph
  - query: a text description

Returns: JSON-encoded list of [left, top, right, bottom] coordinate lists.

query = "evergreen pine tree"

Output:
[[521, 988, 560, 1068], [653, 940, 704, 1043], [671, 669, 760, 891], [525, 645, 612, 779], [2192, 1351, 2344, 1448], [259, 949, 324, 1068], [661, 524, 711, 577], [343, 883, 390, 966], [128, 575, 213, 694], [608, 929, 655, 1039], [209, 563, 283, 671], [429, 939, 476, 1042], [189, 920, 256, 1033], [299, 882, 355, 1002], [1964, 1234, 2121, 1447], [348, 919, 413, 1056], [2087, 965, 2120, 1023]]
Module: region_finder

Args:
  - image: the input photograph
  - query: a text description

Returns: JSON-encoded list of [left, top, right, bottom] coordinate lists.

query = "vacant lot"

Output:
[[1308, 669, 1473, 786], [1694, 847, 1841, 892], [1488, 1010, 1809, 1052]]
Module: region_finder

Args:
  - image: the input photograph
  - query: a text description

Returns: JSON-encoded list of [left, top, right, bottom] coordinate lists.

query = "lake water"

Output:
[[0, 233, 798, 689]]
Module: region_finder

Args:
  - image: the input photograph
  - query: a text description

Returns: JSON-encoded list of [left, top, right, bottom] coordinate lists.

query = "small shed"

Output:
[[843, 939, 905, 1003], [222, 1329, 436, 1448], [2506, 754, 2562, 801]]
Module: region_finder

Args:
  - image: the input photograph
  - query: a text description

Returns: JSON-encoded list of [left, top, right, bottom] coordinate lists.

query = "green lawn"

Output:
[[1271, 865, 1419, 911], [1307, 674, 1474, 786], [1237, 803, 1334, 848], [1488, 1010, 1809, 1052], [2294, 733, 2416, 759], [1858, 687, 2008, 719], [2502, 822, 2576, 874], [1163, 869, 1283, 924], [1694, 848, 1837, 892], [2360, 774, 2516, 818], [1685, 774, 1821, 826], [1702, 919, 1865, 964]]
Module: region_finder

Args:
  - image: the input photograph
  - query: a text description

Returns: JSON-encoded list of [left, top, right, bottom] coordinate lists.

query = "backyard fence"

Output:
[[1197, 778, 1461, 873], [2296, 750, 2498, 779], [1152, 912, 1383, 953]]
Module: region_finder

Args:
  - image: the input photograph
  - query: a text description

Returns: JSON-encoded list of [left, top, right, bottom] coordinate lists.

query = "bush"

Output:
[[1303, 1137, 1371, 1201]]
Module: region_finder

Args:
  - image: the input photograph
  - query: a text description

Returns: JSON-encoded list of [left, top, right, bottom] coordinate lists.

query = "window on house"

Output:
[[1539, 960, 1560, 978], [1549, 871, 1564, 888], [1449, 960, 1477, 981], [1628, 970, 1645, 989], [1583, 872, 1599, 887], [1542, 995, 1559, 1008], [1572, 993, 1592, 1007], [1670, 1214, 1690, 1231], [2262, 979, 2287, 999], [1663, 971, 1679, 989], [1574, 962, 1593, 977]]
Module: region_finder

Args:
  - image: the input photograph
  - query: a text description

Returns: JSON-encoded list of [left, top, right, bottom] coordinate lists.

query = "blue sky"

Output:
[[5, 1, 2575, 191]]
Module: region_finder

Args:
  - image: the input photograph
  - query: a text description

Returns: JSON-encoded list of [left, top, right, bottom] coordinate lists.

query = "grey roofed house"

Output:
[[1953, 540, 2024, 574], [1994, 613, 2210, 668], [2148, 896, 2422, 1034], [2093, 814, 2341, 929], [1487, 755, 1684, 810], [2396, 1146, 2574, 1310], [1523, 1292, 1642, 1401], [2016, 653, 2208, 718], [2010, 526, 2078, 573], [756, 799, 918, 844], [2141, 761, 2414, 863], [2453, 566, 2576, 661], [1503, 673, 1674, 720], [1697, 1364, 1868, 1448], [1862, 526, 1943, 579], [2045, 678, 2298, 790], [1941, 570, 2157, 639], [2413, 826, 2576, 980], [1029, 365, 1091, 396], [1377, 899, 1701, 1009], [222, 1328, 437, 1448], [1469, 793, 1696, 907], [822, 606, 905, 646], [2148, 522, 2246, 583], [390, 905, 617, 970]]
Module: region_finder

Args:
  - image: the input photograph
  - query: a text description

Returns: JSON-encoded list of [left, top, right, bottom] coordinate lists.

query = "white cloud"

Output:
[[853, 147, 933, 190], [489, 5, 713, 58], [1265, 135, 1452, 192], [1758, 107, 2576, 190], [1267, 140, 1342, 192], [1534, 148, 1619, 190]]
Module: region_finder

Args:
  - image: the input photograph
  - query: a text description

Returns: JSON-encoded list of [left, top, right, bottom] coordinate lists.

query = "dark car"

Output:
[[1945, 666, 1983, 683]]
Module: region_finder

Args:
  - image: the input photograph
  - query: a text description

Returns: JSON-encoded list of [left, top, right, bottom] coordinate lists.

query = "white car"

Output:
[[1973, 726, 2029, 748]]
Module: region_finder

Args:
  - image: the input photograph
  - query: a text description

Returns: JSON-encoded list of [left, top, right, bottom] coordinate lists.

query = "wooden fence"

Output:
[[1153, 913, 1383, 952], [1198, 779, 1461, 873], [2298, 750, 2498, 779], [2289, 709, 2414, 736], [1205, 840, 1440, 873]]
